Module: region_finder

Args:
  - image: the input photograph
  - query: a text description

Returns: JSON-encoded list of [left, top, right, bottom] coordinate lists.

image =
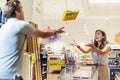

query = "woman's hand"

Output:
[[74, 44, 81, 49], [85, 40, 95, 49], [85, 43, 95, 48], [71, 40, 81, 48]]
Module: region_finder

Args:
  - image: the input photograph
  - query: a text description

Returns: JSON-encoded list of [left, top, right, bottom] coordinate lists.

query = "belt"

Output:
[[95, 63, 98, 67]]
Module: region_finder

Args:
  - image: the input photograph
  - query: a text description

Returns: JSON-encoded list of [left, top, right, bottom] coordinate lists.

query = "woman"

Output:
[[74, 29, 111, 80]]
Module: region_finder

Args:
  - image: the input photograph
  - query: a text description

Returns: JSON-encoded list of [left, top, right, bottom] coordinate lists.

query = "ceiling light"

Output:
[[89, 0, 120, 4]]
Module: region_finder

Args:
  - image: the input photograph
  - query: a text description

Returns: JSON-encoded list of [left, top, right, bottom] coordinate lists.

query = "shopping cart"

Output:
[[58, 64, 97, 80]]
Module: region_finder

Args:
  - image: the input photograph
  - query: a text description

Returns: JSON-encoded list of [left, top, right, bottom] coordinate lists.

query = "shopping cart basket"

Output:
[[58, 64, 97, 80]]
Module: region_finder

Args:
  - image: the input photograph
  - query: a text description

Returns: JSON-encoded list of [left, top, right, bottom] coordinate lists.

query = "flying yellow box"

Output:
[[61, 10, 80, 21]]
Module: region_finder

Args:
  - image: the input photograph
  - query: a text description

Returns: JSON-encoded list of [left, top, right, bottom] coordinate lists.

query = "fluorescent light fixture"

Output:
[[83, 24, 89, 35], [89, 0, 120, 4]]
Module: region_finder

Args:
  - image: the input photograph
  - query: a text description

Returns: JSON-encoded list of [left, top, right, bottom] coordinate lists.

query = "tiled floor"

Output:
[[47, 70, 60, 80]]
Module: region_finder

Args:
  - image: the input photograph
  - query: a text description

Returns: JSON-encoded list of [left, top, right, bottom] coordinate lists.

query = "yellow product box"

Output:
[[61, 10, 80, 21], [48, 60, 65, 69]]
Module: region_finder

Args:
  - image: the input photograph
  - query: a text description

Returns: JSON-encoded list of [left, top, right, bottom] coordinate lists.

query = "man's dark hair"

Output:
[[1, 0, 21, 18], [10, 0, 21, 18]]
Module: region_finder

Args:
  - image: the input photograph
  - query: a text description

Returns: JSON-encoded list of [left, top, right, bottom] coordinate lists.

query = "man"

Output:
[[0, 0, 64, 80]]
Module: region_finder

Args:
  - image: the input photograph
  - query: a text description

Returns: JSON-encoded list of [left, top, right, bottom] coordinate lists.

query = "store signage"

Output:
[[114, 32, 120, 43]]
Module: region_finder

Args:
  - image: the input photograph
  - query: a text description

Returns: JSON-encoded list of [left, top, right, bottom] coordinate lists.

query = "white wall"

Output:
[[32, 0, 44, 28], [0, 0, 5, 6], [20, 0, 33, 21]]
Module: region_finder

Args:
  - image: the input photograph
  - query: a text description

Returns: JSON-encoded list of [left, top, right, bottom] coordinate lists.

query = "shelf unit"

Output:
[[40, 53, 48, 80], [109, 44, 120, 80]]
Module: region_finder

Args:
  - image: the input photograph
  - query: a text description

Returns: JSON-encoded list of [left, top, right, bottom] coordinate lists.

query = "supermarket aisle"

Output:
[[47, 69, 98, 80], [47, 70, 60, 80]]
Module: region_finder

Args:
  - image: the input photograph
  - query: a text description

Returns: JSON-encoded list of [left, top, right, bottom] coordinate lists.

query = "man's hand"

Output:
[[56, 27, 65, 34], [47, 26, 65, 35], [32, 26, 65, 38]]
